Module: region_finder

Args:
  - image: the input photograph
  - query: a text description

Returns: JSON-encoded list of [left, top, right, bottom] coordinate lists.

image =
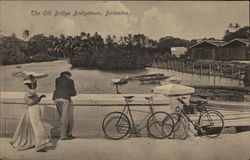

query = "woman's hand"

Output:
[[40, 95, 46, 99]]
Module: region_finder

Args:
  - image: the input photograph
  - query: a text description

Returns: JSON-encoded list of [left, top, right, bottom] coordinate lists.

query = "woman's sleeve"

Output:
[[24, 89, 40, 105], [25, 96, 34, 105]]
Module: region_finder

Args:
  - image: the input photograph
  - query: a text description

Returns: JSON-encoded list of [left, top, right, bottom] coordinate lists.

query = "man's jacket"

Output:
[[52, 76, 77, 100]]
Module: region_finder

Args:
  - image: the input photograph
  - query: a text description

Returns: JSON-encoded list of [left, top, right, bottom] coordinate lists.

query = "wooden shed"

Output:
[[221, 39, 250, 61], [188, 40, 225, 61], [188, 39, 250, 61]]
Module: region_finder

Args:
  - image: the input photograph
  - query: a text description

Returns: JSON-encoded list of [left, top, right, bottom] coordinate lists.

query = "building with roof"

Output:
[[188, 40, 225, 61], [171, 47, 187, 58], [171, 47, 187, 57], [188, 39, 250, 61], [221, 38, 250, 61]]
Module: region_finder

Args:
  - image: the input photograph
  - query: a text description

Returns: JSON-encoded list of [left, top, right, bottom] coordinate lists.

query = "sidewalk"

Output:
[[1, 132, 250, 160]]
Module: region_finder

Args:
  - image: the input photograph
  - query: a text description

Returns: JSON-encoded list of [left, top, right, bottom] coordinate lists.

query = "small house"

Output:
[[188, 40, 225, 61], [221, 38, 250, 60], [188, 39, 250, 61], [171, 47, 187, 58]]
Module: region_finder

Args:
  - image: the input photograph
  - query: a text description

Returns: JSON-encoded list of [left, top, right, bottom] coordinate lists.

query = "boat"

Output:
[[112, 75, 129, 85], [160, 76, 182, 85], [138, 73, 170, 84], [153, 84, 195, 96]]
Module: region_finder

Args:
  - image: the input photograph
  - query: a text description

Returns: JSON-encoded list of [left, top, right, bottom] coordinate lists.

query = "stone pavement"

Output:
[[1, 132, 250, 160]]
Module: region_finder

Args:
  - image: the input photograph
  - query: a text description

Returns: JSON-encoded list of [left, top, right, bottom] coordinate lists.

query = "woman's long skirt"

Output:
[[10, 105, 53, 151]]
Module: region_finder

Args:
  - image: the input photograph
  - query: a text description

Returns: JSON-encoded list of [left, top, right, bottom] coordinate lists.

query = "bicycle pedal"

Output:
[[135, 133, 141, 137], [130, 129, 141, 137]]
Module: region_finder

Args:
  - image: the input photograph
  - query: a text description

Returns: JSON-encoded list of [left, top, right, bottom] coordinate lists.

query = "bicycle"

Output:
[[102, 85, 174, 140], [171, 97, 225, 138]]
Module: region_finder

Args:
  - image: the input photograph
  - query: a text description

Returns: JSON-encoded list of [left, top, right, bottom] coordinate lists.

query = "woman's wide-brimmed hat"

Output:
[[12, 71, 48, 79]]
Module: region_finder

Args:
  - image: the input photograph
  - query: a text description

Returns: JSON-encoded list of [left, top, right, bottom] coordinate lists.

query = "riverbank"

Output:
[[0, 60, 240, 94], [152, 59, 249, 81], [1, 131, 250, 160], [191, 85, 250, 102]]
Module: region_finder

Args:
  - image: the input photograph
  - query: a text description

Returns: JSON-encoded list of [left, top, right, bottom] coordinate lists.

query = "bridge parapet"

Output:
[[0, 92, 172, 137]]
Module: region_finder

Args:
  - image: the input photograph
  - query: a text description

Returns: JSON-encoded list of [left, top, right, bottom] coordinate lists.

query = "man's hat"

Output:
[[60, 71, 72, 77]]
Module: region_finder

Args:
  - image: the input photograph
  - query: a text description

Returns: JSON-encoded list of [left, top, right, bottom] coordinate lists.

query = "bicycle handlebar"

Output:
[[177, 97, 187, 105]]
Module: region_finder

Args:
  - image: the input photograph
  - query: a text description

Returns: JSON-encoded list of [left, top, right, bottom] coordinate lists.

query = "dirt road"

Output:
[[1, 132, 250, 160]]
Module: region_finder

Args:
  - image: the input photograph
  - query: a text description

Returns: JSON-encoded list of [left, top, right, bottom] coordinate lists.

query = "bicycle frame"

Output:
[[179, 109, 209, 130], [176, 98, 216, 130], [104, 84, 175, 139], [114, 84, 157, 134], [119, 99, 155, 133]]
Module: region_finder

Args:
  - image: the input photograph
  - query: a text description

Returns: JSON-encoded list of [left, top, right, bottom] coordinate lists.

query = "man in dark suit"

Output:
[[53, 71, 76, 140]]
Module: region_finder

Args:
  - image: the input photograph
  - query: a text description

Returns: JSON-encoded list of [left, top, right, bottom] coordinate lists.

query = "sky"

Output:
[[0, 1, 249, 40]]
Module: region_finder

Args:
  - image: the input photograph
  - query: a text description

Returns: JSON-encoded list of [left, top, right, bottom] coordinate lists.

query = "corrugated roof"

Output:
[[222, 38, 250, 47], [189, 40, 225, 49]]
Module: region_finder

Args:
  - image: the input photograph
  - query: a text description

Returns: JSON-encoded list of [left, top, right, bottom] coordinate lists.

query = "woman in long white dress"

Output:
[[10, 75, 53, 152]]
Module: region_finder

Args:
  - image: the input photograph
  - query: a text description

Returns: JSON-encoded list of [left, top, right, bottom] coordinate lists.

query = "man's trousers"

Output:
[[55, 98, 73, 139]]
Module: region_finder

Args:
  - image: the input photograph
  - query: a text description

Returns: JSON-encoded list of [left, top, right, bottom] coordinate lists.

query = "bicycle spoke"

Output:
[[199, 111, 224, 138], [147, 112, 174, 139], [171, 113, 188, 139], [102, 112, 130, 140]]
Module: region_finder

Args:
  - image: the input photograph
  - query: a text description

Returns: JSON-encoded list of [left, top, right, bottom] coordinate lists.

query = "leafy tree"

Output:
[[157, 36, 191, 54], [0, 34, 26, 65], [0, 31, 196, 68], [223, 26, 250, 41]]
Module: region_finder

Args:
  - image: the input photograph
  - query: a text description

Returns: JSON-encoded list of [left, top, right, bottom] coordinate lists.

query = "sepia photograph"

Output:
[[0, 1, 249, 160]]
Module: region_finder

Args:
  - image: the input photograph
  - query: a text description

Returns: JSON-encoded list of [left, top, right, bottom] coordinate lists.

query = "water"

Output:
[[0, 60, 240, 94]]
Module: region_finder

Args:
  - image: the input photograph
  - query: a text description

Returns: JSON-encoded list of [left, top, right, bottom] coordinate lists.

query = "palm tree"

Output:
[[86, 33, 91, 40], [235, 23, 241, 29], [105, 35, 113, 44], [53, 34, 67, 58], [118, 36, 124, 45], [80, 32, 86, 40], [22, 29, 30, 40]]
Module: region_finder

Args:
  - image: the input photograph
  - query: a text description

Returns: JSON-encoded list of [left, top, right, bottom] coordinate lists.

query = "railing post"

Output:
[[168, 59, 170, 69], [209, 63, 211, 76], [220, 63, 223, 78], [182, 61, 185, 73], [200, 63, 203, 76], [231, 64, 234, 75], [172, 59, 174, 70], [178, 60, 181, 72], [192, 62, 195, 75], [174, 59, 176, 71], [214, 75, 216, 86]]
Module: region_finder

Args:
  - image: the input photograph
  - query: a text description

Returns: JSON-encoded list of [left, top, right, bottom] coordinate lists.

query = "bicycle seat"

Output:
[[124, 96, 134, 99], [194, 100, 208, 105], [145, 96, 153, 100]]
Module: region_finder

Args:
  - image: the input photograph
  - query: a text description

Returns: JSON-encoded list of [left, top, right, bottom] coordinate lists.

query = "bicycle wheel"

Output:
[[147, 111, 174, 139], [207, 109, 224, 118], [199, 111, 224, 138], [171, 113, 189, 139], [102, 112, 130, 140]]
